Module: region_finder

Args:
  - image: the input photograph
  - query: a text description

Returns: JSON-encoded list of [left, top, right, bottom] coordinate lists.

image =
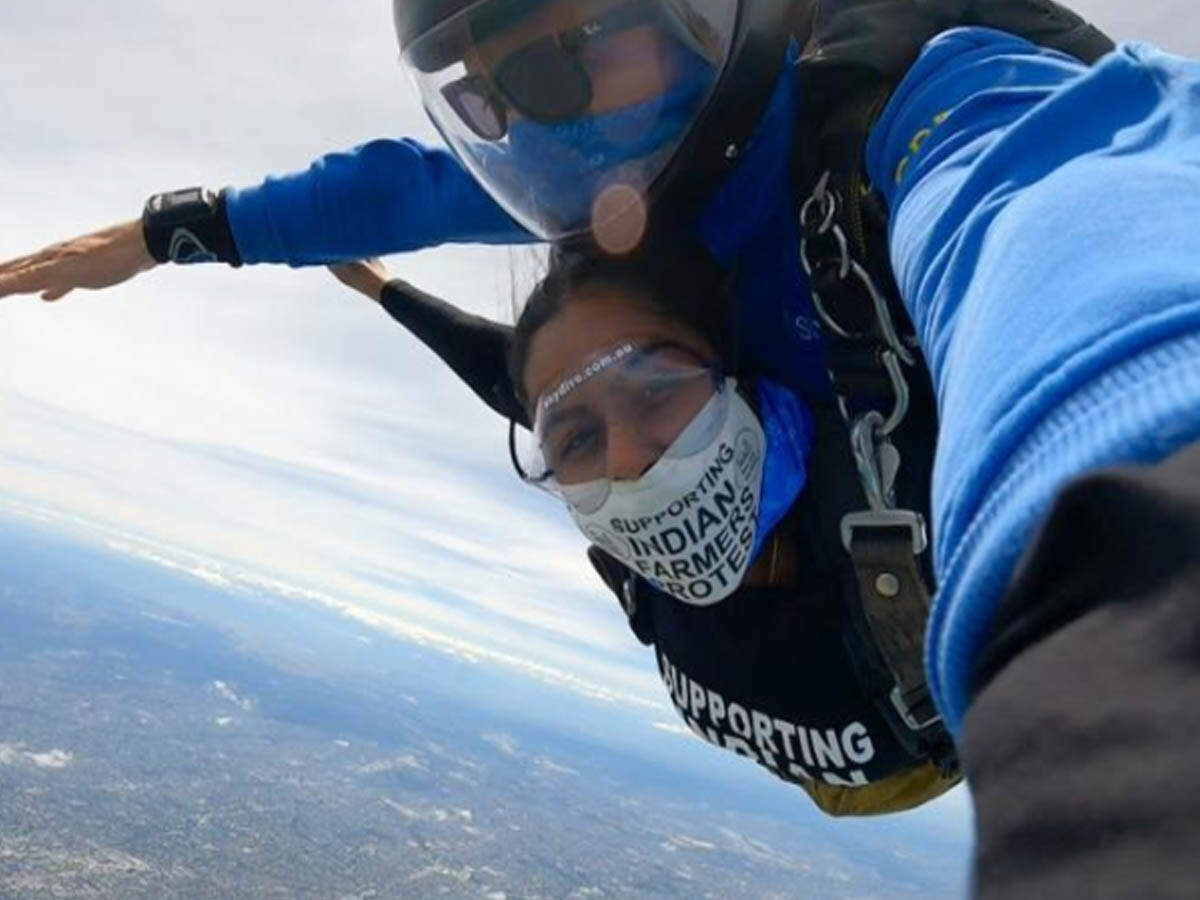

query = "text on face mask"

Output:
[[609, 441, 757, 603]]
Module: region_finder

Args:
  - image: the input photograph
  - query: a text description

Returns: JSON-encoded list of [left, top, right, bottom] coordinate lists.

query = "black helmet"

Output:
[[394, 0, 810, 249]]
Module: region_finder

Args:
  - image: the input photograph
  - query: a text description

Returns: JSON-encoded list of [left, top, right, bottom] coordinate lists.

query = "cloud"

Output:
[[0, 743, 74, 770], [0, 405, 665, 714], [663, 835, 717, 852], [533, 756, 579, 777], [379, 796, 421, 819], [211, 681, 253, 712], [481, 733, 520, 757], [651, 721, 697, 739], [356, 754, 427, 775], [1074, 0, 1199, 53]]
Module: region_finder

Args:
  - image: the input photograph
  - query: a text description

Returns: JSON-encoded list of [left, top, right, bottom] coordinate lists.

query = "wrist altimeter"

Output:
[[141, 187, 242, 266]]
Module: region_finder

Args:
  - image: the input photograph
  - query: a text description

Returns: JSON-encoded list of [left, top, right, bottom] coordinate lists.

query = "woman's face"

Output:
[[522, 287, 717, 484]]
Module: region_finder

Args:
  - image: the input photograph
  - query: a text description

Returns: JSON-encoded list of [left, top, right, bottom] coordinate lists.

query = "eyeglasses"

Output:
[[510, 340, 727, 512], [441, 1, 667, 141]]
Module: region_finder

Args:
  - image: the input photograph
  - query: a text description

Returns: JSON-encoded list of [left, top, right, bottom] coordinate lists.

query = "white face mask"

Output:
[[568, 386, 766, 606]]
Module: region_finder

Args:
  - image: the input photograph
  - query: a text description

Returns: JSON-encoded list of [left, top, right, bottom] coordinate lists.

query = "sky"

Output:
[[0, 1, 650, 702], [1, 0, 1197, 862]]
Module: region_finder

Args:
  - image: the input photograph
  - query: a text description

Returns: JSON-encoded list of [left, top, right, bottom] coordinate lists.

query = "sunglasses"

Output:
[[441, 1, 666, 141]]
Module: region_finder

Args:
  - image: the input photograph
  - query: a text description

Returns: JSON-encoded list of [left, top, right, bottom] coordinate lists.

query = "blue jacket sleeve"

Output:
[[865, 28, 1200, 733], [223, 138, 533, 265]]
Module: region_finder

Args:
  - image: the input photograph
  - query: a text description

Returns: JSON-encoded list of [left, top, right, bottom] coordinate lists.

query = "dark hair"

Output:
[[508, 234, 736, 412]]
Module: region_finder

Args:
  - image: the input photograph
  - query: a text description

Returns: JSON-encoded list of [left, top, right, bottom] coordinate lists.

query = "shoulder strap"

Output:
[[793, 66, 958, 774], [803, 0, 1113, 81]]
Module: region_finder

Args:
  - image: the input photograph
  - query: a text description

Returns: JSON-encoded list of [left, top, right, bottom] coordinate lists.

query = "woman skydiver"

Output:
[[328, 237, 962, 818]]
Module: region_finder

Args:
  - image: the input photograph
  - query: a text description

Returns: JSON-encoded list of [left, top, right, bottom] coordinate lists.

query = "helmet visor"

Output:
[[402, 0, 738, 240], [513, 341, 728, 513]]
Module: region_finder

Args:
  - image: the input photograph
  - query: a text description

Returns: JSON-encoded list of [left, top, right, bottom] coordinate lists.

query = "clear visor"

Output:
[[402, 0, 737, 242], [512, 341, 728, 513]]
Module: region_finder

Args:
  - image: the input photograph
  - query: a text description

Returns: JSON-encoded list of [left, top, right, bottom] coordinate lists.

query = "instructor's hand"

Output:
[[0, 220, 157, 302], [328, 258, 391, 303]]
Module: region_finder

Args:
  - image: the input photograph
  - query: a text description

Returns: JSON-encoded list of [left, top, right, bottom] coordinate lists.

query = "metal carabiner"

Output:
[[879, 349, 911, 436], [799, 171, 838, 235], [847, 259, 916, 366], [849, 411, 891, 511]]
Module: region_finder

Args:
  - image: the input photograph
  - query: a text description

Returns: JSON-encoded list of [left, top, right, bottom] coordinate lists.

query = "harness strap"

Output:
[[847, 525, 940, 732], [796, 70, 958, 775]]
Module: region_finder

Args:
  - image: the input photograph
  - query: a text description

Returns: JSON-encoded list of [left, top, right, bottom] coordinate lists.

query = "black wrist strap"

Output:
[[142, 187, 242, 267]]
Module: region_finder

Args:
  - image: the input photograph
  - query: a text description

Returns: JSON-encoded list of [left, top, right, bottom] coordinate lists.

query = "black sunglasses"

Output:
[[441, 1, 666, 141]]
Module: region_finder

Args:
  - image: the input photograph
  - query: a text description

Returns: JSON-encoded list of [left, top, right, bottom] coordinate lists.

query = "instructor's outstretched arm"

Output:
[[0, 219, 156, 302], [0, 137, 528, 304]]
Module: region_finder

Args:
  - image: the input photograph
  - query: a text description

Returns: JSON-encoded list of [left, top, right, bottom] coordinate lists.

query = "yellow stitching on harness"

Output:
[[893, 109, 952, 185], [908, 127, 933, 154]]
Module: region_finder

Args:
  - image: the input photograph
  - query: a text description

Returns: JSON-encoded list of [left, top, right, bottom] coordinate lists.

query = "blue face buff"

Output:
[[505, 42, 714, 231], [749, 380, 814, 563]]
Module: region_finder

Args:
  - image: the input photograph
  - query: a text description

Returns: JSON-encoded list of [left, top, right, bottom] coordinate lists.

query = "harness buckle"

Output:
[[841, 509, 928, 555], [888, 686, 940, 734], [890, 685, 942, 732]]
